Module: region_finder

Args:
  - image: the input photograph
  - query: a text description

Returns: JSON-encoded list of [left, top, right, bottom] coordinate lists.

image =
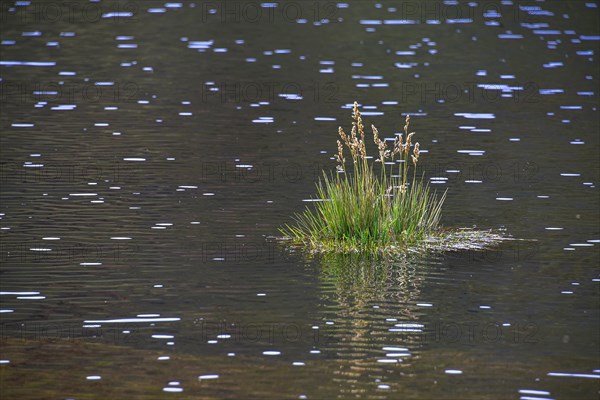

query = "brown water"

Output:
[[1, 1, 599, 399]]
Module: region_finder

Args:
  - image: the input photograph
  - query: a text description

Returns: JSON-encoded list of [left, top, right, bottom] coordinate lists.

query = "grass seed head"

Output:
[[406, 132, 415, 152], [394, 134, 403, 156], [413, 142, 420, 165]]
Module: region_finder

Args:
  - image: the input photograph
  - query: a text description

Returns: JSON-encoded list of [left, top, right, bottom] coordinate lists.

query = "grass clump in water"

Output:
[[280, 101, 446, 254]]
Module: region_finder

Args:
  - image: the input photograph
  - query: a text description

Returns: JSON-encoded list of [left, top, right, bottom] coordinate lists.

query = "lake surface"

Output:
[[1, 1, 599, 398]]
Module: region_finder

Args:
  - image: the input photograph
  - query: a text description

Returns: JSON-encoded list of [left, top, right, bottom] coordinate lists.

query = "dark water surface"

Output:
[[1, 1, 599, 399]]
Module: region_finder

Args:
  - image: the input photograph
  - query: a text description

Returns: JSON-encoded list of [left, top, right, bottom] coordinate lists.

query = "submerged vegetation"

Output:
[[280, 102, 448, 254]]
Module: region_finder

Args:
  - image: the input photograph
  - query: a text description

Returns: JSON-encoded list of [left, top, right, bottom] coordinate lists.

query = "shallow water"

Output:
[[1, 1, 599, 399]]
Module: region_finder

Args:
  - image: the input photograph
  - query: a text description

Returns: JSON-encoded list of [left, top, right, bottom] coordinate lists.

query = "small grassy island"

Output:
[[280, 102, 506, 255]]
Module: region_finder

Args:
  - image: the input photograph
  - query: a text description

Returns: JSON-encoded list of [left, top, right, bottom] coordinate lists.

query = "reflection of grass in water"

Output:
[[314, 252, 426, 351], [317, 251, 422, 292], [293, 230, 508, 307], [280, 102, 446, 255]]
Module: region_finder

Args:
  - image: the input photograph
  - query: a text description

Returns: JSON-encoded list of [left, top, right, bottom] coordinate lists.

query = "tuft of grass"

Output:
[[280, 101, 447, 254]]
